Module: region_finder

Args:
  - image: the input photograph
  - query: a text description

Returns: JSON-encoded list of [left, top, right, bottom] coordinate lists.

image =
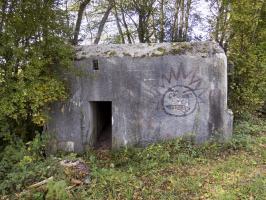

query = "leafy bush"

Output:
[[1, 116, 265, 199], [0, 0, 73, 147], [228, 1, 266, 116], [0, 135, 62, 196], [46, 180, 69, 200]]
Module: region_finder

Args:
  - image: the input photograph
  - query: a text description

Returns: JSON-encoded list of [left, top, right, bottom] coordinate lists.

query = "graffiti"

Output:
[[141, 65, 207, 118], [163, 85, 197, 116], [160, 65, 206, 117]]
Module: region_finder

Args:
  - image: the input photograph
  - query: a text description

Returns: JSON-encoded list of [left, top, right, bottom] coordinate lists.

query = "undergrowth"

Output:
[[0, 116, 265, 199]]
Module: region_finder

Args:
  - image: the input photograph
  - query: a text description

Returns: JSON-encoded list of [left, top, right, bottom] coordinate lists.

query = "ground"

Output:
[[0, 116, 265, 200]]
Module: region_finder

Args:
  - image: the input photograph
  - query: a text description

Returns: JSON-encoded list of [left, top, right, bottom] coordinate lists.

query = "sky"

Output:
[[191, 0, 211, 41], [70, 0, 213, 45]]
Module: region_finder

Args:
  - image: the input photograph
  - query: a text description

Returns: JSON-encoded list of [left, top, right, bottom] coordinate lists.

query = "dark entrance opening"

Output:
[[94, 101, 112, 150]]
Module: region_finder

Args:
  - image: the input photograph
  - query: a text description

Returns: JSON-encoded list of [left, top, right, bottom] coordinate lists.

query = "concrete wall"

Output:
[[46, 42, 233, 153]]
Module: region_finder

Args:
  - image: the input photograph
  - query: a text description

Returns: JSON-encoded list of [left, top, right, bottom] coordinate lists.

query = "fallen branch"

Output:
[[66, 185, 77, 191], [28, 176, 54, 189]]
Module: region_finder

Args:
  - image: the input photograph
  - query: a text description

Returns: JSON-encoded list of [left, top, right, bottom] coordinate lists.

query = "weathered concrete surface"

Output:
[[46, 42, 233, 153]]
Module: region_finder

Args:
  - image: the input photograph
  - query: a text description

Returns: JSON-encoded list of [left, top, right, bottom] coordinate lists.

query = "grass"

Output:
[[0, 116, 265, 200]]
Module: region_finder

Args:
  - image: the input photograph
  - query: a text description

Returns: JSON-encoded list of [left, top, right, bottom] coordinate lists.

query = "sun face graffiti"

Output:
[[162, 85, 198, 117], [157, 66, 206, 117], [159, 65, 207, 117], [141, 65, 207, 118]]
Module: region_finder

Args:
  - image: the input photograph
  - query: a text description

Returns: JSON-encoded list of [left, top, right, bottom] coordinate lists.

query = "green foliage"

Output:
[[0, 135, 62, 196], [78, 117, 265, 199], [0, 0, 73, 144], [46, 180, 69, 200], [0, 117, 265, 199], [228, 0, 266, 116]]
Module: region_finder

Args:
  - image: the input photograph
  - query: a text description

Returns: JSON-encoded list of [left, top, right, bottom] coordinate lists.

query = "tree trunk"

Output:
[[113, 3, 125, 43], [0, 0, 7, 33], [214, 2, 224, 42], [152, 14, 158, 41], [121, 8, 132, 44], [65, 0, 70, 30], [184, 0, 192, 41], [94, 3, 113, 44], [172, 0, 180, 41], [179, 0, 185, 41], [138, 11, 145, 43], [219, 8, 229, 48], [159, 0, 164, 42], [72, 0, 91, 45]]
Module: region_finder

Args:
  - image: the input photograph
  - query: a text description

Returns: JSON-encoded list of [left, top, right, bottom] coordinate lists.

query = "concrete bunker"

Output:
[[46, 42, 233, 153]]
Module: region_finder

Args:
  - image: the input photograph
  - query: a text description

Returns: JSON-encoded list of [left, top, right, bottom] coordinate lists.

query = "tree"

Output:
[[226, 0, 266, 115], [69, 0, 198, 44], [206, 0, 266, 116], [0, 0, 73, 144], [171, 0, 193, 42], [72, 0, 91, 45], [94, 1, 114, 44], [130, 0, 156, 43], [159, 0, 165, 42], [208, 0, 230, 52], [113, 0, 125, 44]]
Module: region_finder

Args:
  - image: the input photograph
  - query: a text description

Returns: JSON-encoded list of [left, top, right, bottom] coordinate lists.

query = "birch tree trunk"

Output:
[[159, 0, 164, 42], [94, 3, 113, 44], [184, 0, 192, 40], [179, 0, 185, 41], [73, 0, 91, 45], [121, 8, 132, 44], [172, 0, 180, 41], [113, 2, 125, 43]]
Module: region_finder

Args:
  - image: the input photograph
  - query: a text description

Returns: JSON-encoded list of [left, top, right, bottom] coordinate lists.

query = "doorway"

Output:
[[93, 101, 112, 149]]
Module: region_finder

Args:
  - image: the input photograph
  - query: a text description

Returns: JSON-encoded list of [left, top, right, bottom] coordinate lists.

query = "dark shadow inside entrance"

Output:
[[94, 101, 112, 150]]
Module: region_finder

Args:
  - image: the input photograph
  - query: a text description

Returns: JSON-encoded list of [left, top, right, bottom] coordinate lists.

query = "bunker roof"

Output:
[[75, 41, 224, 59]]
